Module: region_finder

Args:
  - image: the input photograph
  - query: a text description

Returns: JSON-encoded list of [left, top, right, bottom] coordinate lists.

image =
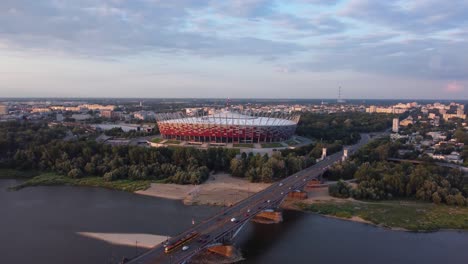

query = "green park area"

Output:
[[165, 140, 181, 145], [285, 139, 298, 146], [297, 200, 468, 231], [233, 143, 254, 148], [261, 142, 284, 148], [150, 138, 164, 143]]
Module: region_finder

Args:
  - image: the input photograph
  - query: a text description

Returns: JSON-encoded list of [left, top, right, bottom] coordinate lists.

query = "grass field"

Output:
[[285, 139, 298, 146], [150, 138, 163, 143], [261, 142, 284, 148], [9, 173, 151, 192], [165, 140, 181, 145], [233, 143, 254, 148], [297, 200, 468, 231]]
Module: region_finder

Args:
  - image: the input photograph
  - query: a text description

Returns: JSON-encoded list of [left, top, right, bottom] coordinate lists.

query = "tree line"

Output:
[[296, 112, 394, 145], [0, 122, 333, 185]]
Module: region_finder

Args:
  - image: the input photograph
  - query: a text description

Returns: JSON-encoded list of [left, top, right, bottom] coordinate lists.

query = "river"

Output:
[[1, 180, 468, 264]]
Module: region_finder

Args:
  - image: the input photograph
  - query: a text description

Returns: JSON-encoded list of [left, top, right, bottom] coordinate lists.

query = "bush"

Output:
[[68, 168, 83, 179], [446, 195, 456, 206], [329, 180, 352, 198]]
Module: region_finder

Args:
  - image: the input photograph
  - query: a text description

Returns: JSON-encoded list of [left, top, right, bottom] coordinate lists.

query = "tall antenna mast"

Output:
[[337, 86, 345, 103]]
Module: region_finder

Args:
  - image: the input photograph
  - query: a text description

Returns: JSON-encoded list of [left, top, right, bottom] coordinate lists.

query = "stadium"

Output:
[[156, 111, 300, 143]]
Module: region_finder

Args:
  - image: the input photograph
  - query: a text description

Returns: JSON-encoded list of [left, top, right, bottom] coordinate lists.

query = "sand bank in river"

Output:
[[77, 232, 169, 248]]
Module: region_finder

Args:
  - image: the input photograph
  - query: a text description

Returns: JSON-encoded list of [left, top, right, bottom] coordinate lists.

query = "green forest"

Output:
[[296, 112, 394, 144], [327, 138, 468, 206]]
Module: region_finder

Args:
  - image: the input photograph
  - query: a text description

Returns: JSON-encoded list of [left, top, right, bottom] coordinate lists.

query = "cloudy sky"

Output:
[[0, 0, 467, 99]]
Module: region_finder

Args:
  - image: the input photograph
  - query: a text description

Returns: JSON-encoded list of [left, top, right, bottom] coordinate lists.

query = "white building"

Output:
[[392, 118, 400, 133]]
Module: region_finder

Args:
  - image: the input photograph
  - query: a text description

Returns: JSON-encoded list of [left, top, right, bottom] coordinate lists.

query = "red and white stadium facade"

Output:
[[156, 111, 300, 143]]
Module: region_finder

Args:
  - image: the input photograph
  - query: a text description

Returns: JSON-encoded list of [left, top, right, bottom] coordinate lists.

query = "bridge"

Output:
[[127, 134, 375, 264]]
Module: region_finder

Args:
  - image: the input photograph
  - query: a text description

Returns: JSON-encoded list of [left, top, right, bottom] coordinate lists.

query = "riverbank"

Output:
[[3, 169, 270, 206], [293, 199, 468, 232], [8, 173, 151, 192]]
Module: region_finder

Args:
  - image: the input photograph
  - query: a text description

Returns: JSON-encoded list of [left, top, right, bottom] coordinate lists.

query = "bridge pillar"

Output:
[[287, 190, 308, 200], [252, 210, 283, 224], [190, 244, 243, 264], [342, 148, 348, 162], [207, 245, 236, 257], [321, 148, 327, 160]]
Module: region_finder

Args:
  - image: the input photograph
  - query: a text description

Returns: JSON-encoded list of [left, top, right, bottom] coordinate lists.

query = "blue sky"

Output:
[[0, 0, 467, 99]]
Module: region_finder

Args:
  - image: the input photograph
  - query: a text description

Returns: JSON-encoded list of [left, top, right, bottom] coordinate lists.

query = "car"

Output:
[[231, 218, 237, 222], [281, 192, 284, 195], [247, 209, 251, 213], [289, 187, 292, 190], [279, 183, 283, 187], [182, 246, 189, 251], [267, 200, 271, 203], [245, 213, 250, 217]]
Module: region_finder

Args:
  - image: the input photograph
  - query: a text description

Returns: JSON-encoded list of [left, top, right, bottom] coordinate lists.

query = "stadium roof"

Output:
[[157, 111, 298, 126]]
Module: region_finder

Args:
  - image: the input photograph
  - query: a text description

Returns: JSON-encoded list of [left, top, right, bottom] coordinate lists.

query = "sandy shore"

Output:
[[78, 232, 169, 248], [136, 173, 271, 206]]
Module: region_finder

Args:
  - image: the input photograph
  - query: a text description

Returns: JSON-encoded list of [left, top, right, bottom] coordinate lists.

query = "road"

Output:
[[128, 133, 375, 264]]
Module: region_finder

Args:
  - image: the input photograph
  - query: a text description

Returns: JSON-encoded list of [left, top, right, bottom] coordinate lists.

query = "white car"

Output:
[[182, 246, 189, 251], [279, 183, 284, 187], [231, 218, 237, 222]]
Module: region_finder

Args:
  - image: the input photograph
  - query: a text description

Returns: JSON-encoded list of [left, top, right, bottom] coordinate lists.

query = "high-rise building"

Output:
[[392, 118, 400, 133], [0, 104, 8, 115]]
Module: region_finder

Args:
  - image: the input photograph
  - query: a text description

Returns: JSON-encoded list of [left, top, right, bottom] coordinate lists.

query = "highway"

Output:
[[128, 133, 374, 264]]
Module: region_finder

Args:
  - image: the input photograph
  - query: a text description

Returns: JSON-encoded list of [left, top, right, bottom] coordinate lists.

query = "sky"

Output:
[[0, 0, 467, 100]]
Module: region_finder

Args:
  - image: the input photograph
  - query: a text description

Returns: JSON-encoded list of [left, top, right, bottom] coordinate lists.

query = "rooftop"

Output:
[[157, 111, 298, 126]]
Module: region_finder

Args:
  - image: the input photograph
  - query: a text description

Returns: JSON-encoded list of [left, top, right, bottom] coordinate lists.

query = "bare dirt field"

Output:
[[136, 173, 271, 206]]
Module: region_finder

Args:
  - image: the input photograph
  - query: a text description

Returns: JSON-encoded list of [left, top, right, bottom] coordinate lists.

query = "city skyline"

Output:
[[1, 1, 467, 99]]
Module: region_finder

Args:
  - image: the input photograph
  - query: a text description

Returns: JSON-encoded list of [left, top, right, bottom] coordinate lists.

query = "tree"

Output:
[[260, 162, 273, 183], [68, 168, 83, 179], [230, 158, 245, 177], [455, 193, 466, 206], [446, 195, 456, 206], [329, 180, 352, 198], [432, 192, 442, 204]]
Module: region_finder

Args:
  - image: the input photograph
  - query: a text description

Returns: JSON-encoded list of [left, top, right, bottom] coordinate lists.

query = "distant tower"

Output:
[[226, 97, 231, 109], [392, 118, 400, 133], [337, 87, 346, 103], [139, 101, 143, 107]]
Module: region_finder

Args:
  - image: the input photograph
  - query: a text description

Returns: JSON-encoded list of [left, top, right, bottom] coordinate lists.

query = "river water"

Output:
[[1, 180, 468, 264]]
